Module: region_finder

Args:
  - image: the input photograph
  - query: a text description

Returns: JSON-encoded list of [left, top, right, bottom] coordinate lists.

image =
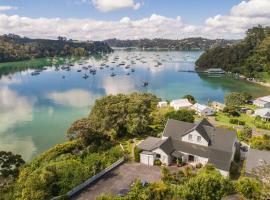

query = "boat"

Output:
[[83, 74, 89, 79], [131, 69, 135, 72], [143, 82, 149, 87], [126, 73, 130, 76], [77, 70, 82, 72], [111, 73, 116, 77]]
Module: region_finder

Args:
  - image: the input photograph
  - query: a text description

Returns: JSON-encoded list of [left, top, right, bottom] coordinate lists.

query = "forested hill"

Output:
[[196, 26, 270, 78], [104, 38, 237, 51], [0, 34, 113, 63]]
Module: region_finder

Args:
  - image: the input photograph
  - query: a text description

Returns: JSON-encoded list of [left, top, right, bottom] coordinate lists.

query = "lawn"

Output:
[[215, 112, 256, 128]]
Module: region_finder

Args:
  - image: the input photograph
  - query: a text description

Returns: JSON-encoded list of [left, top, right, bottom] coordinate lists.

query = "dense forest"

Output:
[[0, 34, 113, 63], [104, 37, 237, 51], [196, 26, 270, 78]]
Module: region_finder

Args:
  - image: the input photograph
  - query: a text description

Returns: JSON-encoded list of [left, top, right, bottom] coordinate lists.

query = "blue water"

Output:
[[0, 50, 269, 161]]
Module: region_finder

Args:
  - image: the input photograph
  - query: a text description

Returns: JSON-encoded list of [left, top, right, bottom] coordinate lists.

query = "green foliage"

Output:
[[237, 125, 252, 142], [224, 92, 246, 108], [236, 177, 263, 200], [164, 109, 195, 123], [0, 151, 25, 179], [229, 118, 245, 125], [14, 142, 123, 200], [196, 26, 270, 79], [0, 34, 112, 63], [68, 93, 160, 141], [134, 146, 142, 162], [249, 134, 270, 150], [183, 94, 196, 104]]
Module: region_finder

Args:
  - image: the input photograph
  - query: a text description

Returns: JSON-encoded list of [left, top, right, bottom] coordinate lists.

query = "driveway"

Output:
[[73, 162, 161, 200]]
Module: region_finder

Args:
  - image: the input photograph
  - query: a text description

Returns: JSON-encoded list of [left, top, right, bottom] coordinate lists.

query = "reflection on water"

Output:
[[1, 50, 270, 161]]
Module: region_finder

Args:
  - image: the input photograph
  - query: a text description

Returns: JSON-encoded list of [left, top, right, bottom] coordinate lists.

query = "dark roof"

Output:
[[137, 137, 163, 151], [163, 119, 236, 171], [246, 148, 270, 174], [159, 137, 174, 155]]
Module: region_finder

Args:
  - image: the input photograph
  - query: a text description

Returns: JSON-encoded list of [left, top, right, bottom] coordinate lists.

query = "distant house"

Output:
[[245, 149, 270, 178], [254, 108, 270, 121], [137, 119, 237, 176], [210, 101, 225, 112], [191, 103, 214, 116], [170, 99, 193, 110], [206, 68, 225, 74], [157, 101, 168, 108], [253, 95, 270, 108]]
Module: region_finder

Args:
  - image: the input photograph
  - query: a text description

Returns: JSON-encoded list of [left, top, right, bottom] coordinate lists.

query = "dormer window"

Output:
[[188, 134, 192, 141]]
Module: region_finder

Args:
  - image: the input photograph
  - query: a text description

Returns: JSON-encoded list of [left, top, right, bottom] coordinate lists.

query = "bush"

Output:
[[154, 159, 162, 166], [229, 118, 245, 125], [134, 146, 142, 162], [236, 177, 262, 200]]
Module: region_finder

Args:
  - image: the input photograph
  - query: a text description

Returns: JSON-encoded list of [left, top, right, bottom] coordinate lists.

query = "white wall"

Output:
[[218, 169, 229, 177], [179, 151, 209, 164], [140, 153, 155, 166], [182, 130, 209, 146], [153, 148, 172, 165]]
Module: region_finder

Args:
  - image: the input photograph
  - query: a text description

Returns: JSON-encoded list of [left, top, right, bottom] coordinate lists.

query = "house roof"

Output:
[[254, 108, 270, 118], [259, 95, 270, 103], [159, 119, 236, 171], [192, 103, 212, 112], [137, 137, 164, 151], [170, 99, 192, 107], [246, 148, 270, 174], [254, 99, 270, 105]]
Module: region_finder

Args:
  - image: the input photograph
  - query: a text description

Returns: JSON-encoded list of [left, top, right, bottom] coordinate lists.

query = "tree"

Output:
[[236, 177, 262, 200], [224, 92, 245, 108], [69, 93, 160, 140], [183, 94, 196, 104], [238, 125, 252, 141], [165, 109, 195, 123], [0, 151, 25, 179], [249, 134, 270, 151]]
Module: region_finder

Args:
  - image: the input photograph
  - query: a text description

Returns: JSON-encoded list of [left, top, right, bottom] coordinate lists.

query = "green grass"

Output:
[[215, 112, 256, 128]]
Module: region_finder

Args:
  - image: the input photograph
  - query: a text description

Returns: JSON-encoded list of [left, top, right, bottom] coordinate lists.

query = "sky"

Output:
[[0, 0, 270, 40]]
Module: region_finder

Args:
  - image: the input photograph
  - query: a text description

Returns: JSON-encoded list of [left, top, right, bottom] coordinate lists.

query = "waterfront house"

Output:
[[191, 103, 214, 116], [254, 108, 270, 121], [253, 95, 270, 108], [137, 119, 237, 176], [206, 68, 225, 74], [245, 148, 270, 180], [157, 101, 168, 108], [210, 101, 225, 112], [170, 99, 193, 110]]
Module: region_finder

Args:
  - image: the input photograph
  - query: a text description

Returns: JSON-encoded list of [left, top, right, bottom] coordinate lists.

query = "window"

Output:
[[197, 136, 202, 142], [188, 134, 193, 140], [156, 154, 161, 159]]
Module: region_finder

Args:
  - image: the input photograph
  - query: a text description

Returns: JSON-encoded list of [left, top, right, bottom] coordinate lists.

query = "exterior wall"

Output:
[[140, 153, 155, 166], [153, 148, 172, 165], [180, 151, 209, 165], [254, 101, 270, 108], [158, 102, 168, 108], [182, 130, 209, 146]]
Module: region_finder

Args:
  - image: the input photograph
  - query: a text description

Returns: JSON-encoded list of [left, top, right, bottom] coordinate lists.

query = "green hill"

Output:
[[0, 34, 113, 63], [196, 26, 270, 80]]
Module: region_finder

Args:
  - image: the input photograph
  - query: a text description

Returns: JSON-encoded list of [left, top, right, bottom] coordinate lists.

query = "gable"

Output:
[[182, 130, 209, 146]]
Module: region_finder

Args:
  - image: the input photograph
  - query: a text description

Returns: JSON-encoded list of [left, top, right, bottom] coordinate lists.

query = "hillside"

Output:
[[104, 38, 237, 51], [0, 34, 113, 63], [196, 26, 270, 79]]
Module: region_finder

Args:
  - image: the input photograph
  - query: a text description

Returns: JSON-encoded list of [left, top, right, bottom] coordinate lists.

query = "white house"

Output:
[[191, 103, 214, 116], [157, 101, 168, 108], [170, 99, 193, 110], [138, 119, 237, 176], [253, 95, 270, 108], [254, 108, 270, 121]]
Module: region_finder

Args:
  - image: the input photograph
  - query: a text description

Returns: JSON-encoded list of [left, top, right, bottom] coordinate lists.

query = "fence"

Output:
[[51, 157, 125, 200]]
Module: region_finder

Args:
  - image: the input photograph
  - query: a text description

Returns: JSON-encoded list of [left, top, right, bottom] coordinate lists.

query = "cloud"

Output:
[[0, 6, 17, 12], [0, 86, 34, 133], [91, 0, 141, 12], [46, 89, 100, 107], [102, 76, 136, 95], [0, 0, 269, 40], [0, 75, 22, 84]]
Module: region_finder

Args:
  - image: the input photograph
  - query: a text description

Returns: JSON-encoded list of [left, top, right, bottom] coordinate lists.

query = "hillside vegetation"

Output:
[[0, 34, 112, 63], [104, 37, 237, 51], [196, 26, 270, 79]]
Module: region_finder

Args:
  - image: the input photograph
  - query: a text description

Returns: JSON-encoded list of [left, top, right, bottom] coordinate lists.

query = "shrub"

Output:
[[134, 146, 142, 162], [154, 159, 162, 166], [236, 177, 262, 200], [229, 118, 245, 125]]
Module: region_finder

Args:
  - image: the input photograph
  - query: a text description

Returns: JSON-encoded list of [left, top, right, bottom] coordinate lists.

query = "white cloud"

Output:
[[91, 0, 140, 12], [0, 86, 34, 133], [46, 89, 100, 107], [102, 76, 136, 95], [0, 0, 269, 40], [0, 6, 17, 12]]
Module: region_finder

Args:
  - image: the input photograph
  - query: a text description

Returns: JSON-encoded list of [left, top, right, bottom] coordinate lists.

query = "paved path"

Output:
[[73, 163, 161, 200]]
